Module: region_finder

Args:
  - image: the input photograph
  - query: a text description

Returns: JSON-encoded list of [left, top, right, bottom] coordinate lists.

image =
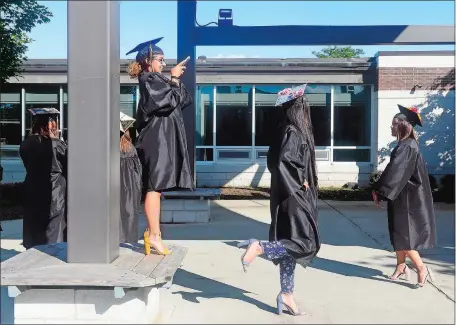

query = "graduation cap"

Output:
[[125, 37, 164, 61], [28, 107, 60, 116], [275, 84, 307, 107], [396, 104, 423, 127], [120, 112, 135, 133]]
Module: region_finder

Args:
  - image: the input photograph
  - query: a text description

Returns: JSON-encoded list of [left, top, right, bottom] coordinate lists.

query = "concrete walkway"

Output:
[[1, 200, 454, 324]]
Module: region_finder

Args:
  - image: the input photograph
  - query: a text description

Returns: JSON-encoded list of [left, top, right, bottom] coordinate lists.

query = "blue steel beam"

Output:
[[194, 25, 455, 46], [177, 0, 197, 184]]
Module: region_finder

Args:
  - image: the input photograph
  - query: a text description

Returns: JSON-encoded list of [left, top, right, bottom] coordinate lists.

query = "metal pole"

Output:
[[67, 1, 120, 263], [177, 0, 197, 185]]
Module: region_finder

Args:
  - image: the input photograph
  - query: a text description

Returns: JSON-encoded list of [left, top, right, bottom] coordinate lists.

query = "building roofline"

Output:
[[19, 58, 373, 74], [376, 50, 455, 56]]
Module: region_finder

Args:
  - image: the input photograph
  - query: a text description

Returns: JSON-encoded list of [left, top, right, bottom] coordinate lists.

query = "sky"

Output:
[[26, 0, 455, 59]]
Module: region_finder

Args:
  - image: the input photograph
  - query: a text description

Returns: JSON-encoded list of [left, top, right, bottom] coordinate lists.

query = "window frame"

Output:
[[195, 84, 374, 165]]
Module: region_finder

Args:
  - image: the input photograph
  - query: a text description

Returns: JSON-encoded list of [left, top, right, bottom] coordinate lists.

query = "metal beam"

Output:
[[177, 0, 197, 185], [194, 25, 455, 46], [67, 1, 120, 263]]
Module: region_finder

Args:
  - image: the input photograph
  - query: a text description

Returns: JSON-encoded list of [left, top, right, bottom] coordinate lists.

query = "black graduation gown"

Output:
[[120, 144, 142, 243], [19, 135, 67, 249], [373, 138, 436, 251], [267, 125, 321, 267], [136, 72, 194, 192]]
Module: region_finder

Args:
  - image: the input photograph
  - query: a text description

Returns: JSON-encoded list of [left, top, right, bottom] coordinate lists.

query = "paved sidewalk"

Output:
[[1, 200, 454, 324]]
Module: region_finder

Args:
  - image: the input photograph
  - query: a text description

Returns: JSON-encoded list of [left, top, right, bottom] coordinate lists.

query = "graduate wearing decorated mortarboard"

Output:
[[237, 85, 320, 316], [126, 37, 193, 256], [19, 108, 67, 249], [372, 105, 437, 288]]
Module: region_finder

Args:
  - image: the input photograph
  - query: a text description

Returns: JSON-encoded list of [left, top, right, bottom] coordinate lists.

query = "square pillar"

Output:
[[67, 1, 120, 263]]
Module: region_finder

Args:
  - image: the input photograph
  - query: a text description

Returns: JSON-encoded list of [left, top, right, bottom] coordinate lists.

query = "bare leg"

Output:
[[389, 250, 409, 280], [242, 241, 263, 264], [144, 191, 168, 254], [406, 250, 427, 283]]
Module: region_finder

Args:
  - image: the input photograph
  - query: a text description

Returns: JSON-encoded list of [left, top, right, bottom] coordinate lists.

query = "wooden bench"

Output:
[[160, 188, 221, 223], [1, 242, 187, 324]]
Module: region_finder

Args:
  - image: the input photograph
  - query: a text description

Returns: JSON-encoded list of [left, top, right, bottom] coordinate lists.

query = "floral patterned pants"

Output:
[[260, 241, 296, 294]]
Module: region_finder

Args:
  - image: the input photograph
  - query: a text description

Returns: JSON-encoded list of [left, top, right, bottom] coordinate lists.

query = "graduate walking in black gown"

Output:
[[238, 85, 320, 316], [119, 113, 142, 243], [372, 104, 437, 288], [126, 37, 194, 255], [19, 108, 67, 249]]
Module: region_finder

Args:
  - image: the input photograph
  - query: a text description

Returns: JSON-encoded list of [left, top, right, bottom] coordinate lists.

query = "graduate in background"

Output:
[[119, 112, 142, 243], [19, 108, 67, 249], [126, 37, 194, 256], [237, 85, 320, 316], [372, 104, 437, 288]]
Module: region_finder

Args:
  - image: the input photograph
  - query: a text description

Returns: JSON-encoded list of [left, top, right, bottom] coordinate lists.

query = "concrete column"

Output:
[[67, 1, 120, 263]]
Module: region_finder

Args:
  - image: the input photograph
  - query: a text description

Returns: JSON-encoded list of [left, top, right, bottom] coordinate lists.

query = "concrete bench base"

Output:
[[161, 199, 211, 223], [14, 286, 159, 324], [1, 243, 188, 324], [160, 188, 221, 224]]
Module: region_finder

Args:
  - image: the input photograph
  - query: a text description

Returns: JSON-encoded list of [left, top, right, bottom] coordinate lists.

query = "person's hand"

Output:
[[170, 57, 188, 79], [303, 181, 309, 191], [372, 190, 383, 209]]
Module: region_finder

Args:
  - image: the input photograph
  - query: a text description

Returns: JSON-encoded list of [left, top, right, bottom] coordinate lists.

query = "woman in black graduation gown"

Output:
[[19, 108, 67, 249], [238, 85, 320, 316], [126, 37, 194, 255], [372, 104, 437, 288], [119, 115, 142, 243]]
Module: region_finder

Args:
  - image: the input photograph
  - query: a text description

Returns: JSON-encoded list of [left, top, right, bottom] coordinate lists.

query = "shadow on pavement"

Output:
[[172, 268, 277, 314]]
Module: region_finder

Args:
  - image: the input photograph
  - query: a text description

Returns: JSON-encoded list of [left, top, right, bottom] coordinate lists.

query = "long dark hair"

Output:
[[282, 96, 318, 188], [31, 115, 58, 138], [393, 115, 418, 142]]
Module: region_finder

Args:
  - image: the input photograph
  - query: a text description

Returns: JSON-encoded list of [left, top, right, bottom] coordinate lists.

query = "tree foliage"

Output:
[[0, 0, 52, 84], [312, 46, 365, 59]]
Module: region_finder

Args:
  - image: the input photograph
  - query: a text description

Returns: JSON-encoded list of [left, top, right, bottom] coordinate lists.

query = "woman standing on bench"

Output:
[[126, 37, 194, 256], [238, 85, 320, 316]]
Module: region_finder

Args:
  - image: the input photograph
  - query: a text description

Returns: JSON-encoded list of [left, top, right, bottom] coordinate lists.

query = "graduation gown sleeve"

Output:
[[142, 73, 192, 117], [374, 143, 418, 201]]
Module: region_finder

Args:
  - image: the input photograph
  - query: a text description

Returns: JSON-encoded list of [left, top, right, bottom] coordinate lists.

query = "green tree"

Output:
[[312, 46, 365, 59], [0, 0, 52, 84]]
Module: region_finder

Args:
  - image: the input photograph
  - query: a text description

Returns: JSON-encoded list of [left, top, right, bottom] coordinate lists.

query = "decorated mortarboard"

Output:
[[28, 107, 60, 116], [396, 104, 423, 127], [120, 112, 135, 133], [125, 37, 164, 61], [275, 84, 308, 107]]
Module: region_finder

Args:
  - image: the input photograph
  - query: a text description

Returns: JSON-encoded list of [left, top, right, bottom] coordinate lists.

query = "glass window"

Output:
[[333, 85, 371, 146], [255, 85, 291, 146], [25, 85, 60, 137], [306, 85, 331, 147], [333, 149, 370, 162], [63, 86, 68, 140], [0, 84, 22, 146], [195, 86, 213, 146], [196, 148, 213, 162], [216, 85, 252, 146], [120, 86, 136, 117]]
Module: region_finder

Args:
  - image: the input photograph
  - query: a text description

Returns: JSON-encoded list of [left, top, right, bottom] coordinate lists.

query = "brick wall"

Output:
[[377, 67, 455, 91]]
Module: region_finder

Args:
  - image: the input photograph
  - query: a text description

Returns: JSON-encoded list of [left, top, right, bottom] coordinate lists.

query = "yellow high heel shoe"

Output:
[[143, 229, 172, 256]]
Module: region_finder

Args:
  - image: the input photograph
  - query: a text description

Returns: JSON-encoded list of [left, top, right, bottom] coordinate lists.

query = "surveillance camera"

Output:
[[415, 84, 423, 88]]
